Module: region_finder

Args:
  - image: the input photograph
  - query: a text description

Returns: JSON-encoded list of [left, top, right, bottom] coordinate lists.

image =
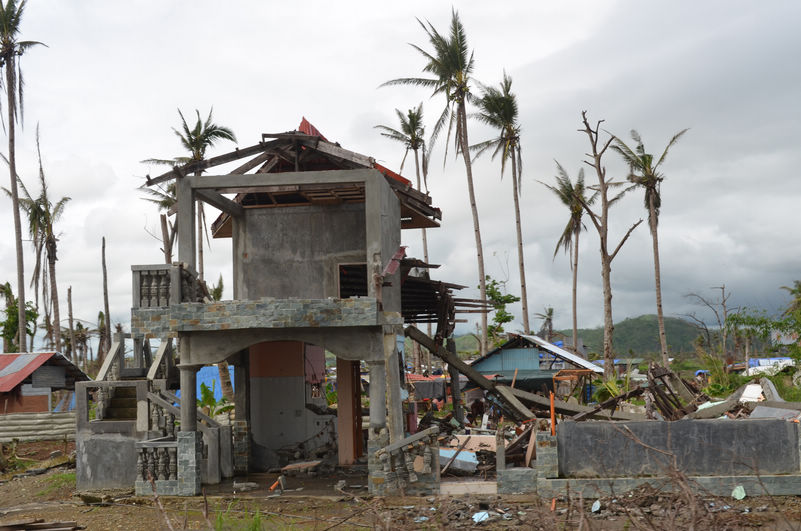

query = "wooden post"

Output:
[[384, 328, 404, 444], [447, 338, 463, 424]]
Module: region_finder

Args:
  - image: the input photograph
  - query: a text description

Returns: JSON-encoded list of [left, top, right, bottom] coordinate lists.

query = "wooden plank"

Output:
[[195, 189, 244, 217], [296, 137, 374, 167], [524, 424, 537, 467], [509, 387, 646, 421], [230, 151, 273, 175], [146, 140, 286, 186]]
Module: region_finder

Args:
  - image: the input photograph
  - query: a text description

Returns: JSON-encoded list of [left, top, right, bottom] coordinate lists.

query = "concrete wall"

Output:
[[248, 342, 335, 471], [77, 431, 138, 490], [557, 419, 800, 478], [234, 204, 366, 300]]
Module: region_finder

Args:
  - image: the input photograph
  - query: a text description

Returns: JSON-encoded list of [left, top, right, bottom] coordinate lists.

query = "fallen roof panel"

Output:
[[519, 334, 603, 374]]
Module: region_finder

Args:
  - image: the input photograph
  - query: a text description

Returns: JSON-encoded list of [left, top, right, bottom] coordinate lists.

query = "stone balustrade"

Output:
[[132, 263, 205, 310], [371, 426, 440, 496]]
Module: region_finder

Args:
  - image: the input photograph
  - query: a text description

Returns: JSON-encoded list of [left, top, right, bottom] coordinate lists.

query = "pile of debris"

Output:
[[403, 325, 801, 485]]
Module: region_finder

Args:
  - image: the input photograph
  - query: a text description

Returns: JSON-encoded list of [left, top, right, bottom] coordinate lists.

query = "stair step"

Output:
[[105, 407, 138, 419], [113, 387, 138, 398], [109, 397, 137, 408]]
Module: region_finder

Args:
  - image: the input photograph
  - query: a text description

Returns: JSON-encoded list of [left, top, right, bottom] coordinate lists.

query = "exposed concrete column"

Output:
[[384, 325, 404, 444], [369, 360, 387, 429], [179, 364, 198, 431], [176, 175, 196, 269]]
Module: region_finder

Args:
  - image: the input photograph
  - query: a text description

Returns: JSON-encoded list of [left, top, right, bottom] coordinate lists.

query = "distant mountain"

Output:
[[557, 314, 700, 356], [405, 315, 701, 359]]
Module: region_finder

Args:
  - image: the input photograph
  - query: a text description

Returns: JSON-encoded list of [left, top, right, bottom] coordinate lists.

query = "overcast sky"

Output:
[[1, 1, 799, 348]]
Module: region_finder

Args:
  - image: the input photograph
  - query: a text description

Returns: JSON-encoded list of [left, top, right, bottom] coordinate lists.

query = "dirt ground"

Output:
[[2, 441, 801, 530]]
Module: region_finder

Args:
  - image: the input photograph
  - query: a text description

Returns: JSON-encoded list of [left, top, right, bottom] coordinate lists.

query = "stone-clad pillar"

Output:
[[384, 326, 404, 444], [369, 360, 387, 429]]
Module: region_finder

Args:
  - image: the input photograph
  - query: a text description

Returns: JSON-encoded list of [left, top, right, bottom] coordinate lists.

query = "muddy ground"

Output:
[[2, 441, 801, 530]]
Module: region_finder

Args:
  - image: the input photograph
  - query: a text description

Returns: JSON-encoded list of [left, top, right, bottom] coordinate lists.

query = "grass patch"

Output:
[[36, 471, 75, 496]]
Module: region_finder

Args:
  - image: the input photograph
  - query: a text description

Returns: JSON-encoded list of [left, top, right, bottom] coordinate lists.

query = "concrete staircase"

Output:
[[104, 386, 138, 420]]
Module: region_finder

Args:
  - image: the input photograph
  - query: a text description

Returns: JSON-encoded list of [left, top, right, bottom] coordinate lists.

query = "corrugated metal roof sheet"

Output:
[[519, 335, 604, 374], [0, 352, 56, 392]]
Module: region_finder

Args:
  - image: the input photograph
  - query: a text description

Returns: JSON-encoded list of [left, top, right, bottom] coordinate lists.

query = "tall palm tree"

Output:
[[18, 129, 70, 352], [611, 128, 688, 367], [383, 9, 490, 355], [0, 0, 44, 353], [541, 163, 596, 354], [375, 104, 431, 373], [375, 103, 430, 266], [144, 108, 236, 280], [471, 72, 530, 334], [146, 108, 236, 400]]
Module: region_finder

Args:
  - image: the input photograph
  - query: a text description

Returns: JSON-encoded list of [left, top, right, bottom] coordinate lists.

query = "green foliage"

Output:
[[36, 471, 75, 496], [699, 353, 749, 398], [483, 275, 520, 346], [197, 382, 234, 417], [592, 369, 634, 403], [210, 274, 224, 301], [727, 304, 801, 361], [324, 382, 337, 406], [0, 287, 38, 352], [766, 371, 801, 402]]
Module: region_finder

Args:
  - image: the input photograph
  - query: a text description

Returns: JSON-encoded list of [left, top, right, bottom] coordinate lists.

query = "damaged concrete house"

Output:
[[75, 119, 475, 496]]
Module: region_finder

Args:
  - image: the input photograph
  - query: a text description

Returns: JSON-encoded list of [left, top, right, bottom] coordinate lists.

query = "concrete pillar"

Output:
[[336, 357, 359, 465], [369, 360, 387, 429], [179, 365, 197, 431], [384, 328, 404, 444], [176, 175, 196, 269]]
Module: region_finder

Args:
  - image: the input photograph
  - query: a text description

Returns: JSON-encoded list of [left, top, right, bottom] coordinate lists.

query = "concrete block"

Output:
[[498, 467, 537, 494]]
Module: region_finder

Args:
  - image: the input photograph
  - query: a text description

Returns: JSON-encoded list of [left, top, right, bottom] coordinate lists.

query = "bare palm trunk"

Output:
[[47, 239, 62, 352], [6, 57, 25, 352], [67, 286, 76, 364], [572, 231, 580, 354], [101, 237, 111, 363], [457, 101, 488, 356], [160, 214, 173, 264], [413, 148, 429, 372], [510, 153, 530, 334], [197, 201, 205, 281], [648, 196, 669, 367]]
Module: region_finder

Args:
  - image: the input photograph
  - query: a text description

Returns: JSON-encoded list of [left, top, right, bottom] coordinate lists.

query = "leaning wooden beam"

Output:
[[296, 136, 375, 167], [195, 189, 244, 217], [146, 139, 286, 186], [405, 326, 535, 421], [571, 387, 645, 421], [509, 387, 646, 421], [230, 151, 274, 174]]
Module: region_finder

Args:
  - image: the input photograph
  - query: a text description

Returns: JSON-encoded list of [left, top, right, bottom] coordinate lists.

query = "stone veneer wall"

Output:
[[131, 297, 380, 339]]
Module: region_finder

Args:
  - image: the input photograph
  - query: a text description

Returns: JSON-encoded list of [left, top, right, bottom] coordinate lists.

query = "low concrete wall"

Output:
[[0, 412, 76, 442], [557, 419, 800, 478]]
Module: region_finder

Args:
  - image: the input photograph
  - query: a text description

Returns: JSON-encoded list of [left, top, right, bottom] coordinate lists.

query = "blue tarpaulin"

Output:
[[175, 365, 235, 401]]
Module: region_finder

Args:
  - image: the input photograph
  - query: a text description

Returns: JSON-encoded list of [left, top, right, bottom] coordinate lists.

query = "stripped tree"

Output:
[[578, 112, 642, 379]]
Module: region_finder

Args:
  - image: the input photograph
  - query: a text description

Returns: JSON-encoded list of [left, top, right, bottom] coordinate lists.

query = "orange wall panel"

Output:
[[249, 341, 304, 378]]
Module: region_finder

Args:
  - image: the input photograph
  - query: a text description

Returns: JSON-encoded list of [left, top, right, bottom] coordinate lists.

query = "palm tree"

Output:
[[145, 108, 236, 281], [141, 181, 177, 263], [471, 72, 529, 334], [781, 281, 801, 317], [534, 307, 554, 343], [0, 0, 44, 353], [375, 103, 430, 266], [383, 9, 490, 355], [146, 108, 236, 400], [541, 163, 596, 354], [611, 128, 688, 367], [17, 129, 70, 352]]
